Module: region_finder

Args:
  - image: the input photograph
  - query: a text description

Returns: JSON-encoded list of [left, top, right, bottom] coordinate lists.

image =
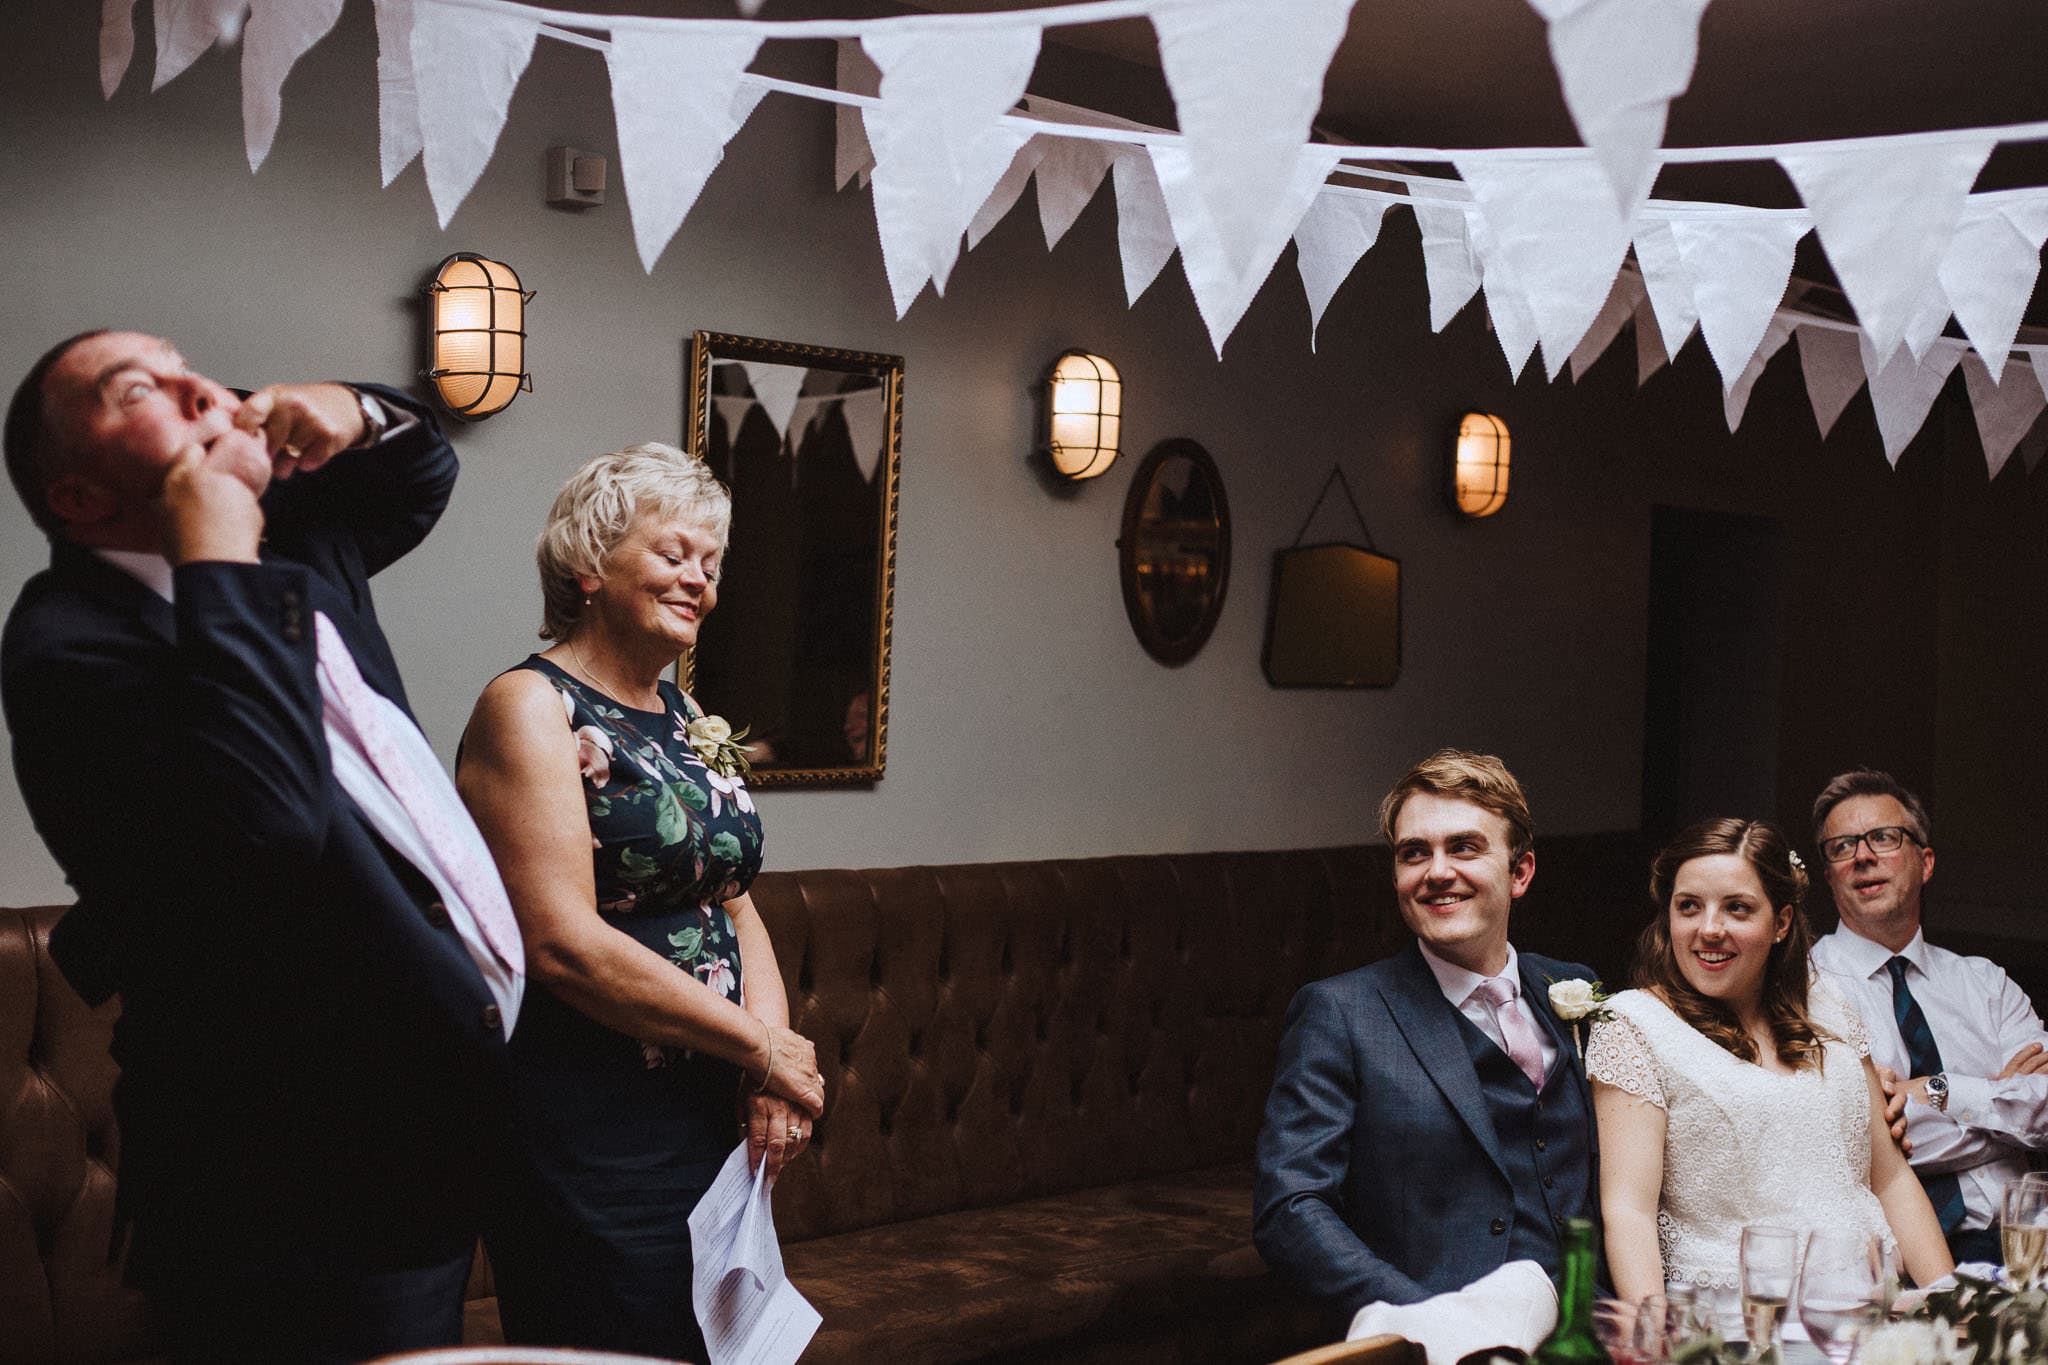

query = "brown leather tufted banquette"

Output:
[[2, 837, 1648, 1365]]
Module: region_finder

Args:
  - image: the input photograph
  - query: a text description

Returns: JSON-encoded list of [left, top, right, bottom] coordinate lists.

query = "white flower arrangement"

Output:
[[685, 713, 754, 780], [1546, 977, 1614, 1060]]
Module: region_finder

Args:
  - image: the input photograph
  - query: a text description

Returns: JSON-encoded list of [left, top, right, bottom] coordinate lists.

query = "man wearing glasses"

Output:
[[1810, 769, 2048, 1265]]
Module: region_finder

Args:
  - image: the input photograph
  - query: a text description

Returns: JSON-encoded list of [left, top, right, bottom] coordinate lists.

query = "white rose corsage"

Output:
[[685, 714, 754, 780], [1545, 977, 1614, 1060]]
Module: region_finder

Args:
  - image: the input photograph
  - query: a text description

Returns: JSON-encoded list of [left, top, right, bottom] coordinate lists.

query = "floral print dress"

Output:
[[485, 654, 766, 1357]]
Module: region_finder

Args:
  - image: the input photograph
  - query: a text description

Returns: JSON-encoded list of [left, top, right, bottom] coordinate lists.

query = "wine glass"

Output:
[[2002, 1178, 2048, 1288], [1798, 1229, 1883, 1364], [1739, 1224, 1803, 1356], [1593, 1295, 1669, 1365]]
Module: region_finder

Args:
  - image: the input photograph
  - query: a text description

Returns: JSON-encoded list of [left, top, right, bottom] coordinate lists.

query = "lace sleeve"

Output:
[[1811, 977, 1872, 1057], [1586, 1010, 1666, 1109]]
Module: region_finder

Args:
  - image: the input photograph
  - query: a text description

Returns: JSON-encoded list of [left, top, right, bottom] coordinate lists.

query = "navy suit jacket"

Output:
[[2, 386, 512, 1274], [1253, 941, 1601, 1311]]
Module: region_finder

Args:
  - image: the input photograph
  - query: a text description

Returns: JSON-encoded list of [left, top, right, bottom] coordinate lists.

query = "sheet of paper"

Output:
[[690, 1142, 821, 1365]]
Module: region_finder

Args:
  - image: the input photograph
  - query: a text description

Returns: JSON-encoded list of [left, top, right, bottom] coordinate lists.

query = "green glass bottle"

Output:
[[1533, 1218, 1610, 1363]]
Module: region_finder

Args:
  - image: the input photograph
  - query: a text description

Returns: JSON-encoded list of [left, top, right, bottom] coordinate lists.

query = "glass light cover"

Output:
[[1046, 350, 1122, 480], [1453, 411, 1510, 517], [428, 254, 531, 418]]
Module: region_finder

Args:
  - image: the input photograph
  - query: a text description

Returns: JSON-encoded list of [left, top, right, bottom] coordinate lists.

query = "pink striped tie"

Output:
[[313, 613, 522, 971], [1470, 976, 1548, 1090]]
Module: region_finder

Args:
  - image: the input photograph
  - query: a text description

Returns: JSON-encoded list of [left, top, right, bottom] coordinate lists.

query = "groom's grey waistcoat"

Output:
[[1451, 1008, 1591, 1273]]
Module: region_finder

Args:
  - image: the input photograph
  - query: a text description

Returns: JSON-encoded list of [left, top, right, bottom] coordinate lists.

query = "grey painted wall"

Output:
[[2, 8, 2038, 932]]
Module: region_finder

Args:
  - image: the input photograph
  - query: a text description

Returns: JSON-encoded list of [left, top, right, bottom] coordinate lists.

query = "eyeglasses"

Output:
[[1820, 825, 1922, 863]]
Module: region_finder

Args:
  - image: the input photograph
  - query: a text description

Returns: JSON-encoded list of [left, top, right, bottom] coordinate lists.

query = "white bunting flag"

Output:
[[153, 0, 246, 92], [1467, 213, 1541, 380], [1631, 220, 1699, 358], [1411, 200, 1483, 334], [1529, 0, 1708, 213], [1779, 138, 1993, 363], [372, 0, 422, 186], [1895, 283, 1954, 363], [606, 28, 764, 273], [1938, 194, 2048, 383], [1112, 147, 1179, 306], [1793, 324, 1866, 441], [738, 361, 807, 444], [1669, 211, 1809, 393], [1860, 334, 1964, 465], [1960, 351, 2048, 480], [1294, 191, 1393, 350], [1032, 136, 1117, 250], [1454, 152, 1637, 378], [1153, 142, 1344, 356], [412, 0, 539, 228], [101, 0, 141, 98], [967, 136, 1050, 250], [842, 385, 888, 484], [242, 0, 345, 171], [835, 39, 879, 192], [711, 395, 758, 448], [2033, 349, 2048, 404], [1151, 0, 1353, 283], [1633, 286, 1669, 385], [861, 25, 1041, 315], [1567, 269, 1645, 382], [1724, 314, 1794, 431]]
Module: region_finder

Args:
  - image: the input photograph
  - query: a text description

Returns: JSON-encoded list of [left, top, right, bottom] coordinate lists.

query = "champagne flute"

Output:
[[2003, 1178, 2048, 1288], [1798, 1229, 1883, 1364], [1739, 1224, 1803, 1357]]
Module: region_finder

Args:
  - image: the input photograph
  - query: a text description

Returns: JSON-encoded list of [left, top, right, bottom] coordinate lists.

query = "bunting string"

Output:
[[100, 0, 2048, 474]]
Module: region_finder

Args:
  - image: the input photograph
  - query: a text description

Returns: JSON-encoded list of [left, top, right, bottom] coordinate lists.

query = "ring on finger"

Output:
[[786, 1126, 802, 1140]]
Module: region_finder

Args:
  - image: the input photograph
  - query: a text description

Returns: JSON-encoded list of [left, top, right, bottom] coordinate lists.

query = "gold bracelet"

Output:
[[754, 1017, 775, 1094]]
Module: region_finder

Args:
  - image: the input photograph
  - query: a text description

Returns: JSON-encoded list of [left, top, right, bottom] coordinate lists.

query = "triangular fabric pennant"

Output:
[[606, 27, 764, 274], [2033, 349, 2048, 404], [1151, 0, 1354, 283], [1938, 194, 2048, 383], [1860, 334, 1965, 465], [834, 39, 879, 192], [860, 24, 1040, 315], [411, 0, 538, 228], [1724, 314, 1795, 431], [1033, 135, 1118, 250], [1466, 212, 1541, 381], [1411, 200, 1483, 333], [739, 361, 807, 442], [1895, 282, 1954, 363], [1631, 220, 1699, 358], [1960, 351, 2048, 480], [1793, 325, 1867, 441], [711, 394, 757, 443], [1633, 286, 1669, 385], [1568, 269, 1644, 382], [241, 0, 345, 171], [1294, 191, 1392, 350], [1112, 146, 1179, 306], [1669, 211, 1809, 393], [1153, 142, 1344, 356], [1779, 138, 1993, 362], [1453, 152, 1638, 379], [372, 0, 422, 186], [1529, 0, 1709, 214], [967, 136, 1050, 250], [101, 0, 141, 98], [841, 386, 888, 483], [154, 0, 245, 92]]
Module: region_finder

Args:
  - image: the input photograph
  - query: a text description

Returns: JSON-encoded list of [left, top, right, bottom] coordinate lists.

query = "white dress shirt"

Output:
[[1813, 924, 2048, 1231], [1418, 939, 1560, 1075]]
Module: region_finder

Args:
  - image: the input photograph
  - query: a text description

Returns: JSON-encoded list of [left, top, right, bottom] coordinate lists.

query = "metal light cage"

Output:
[[1044, 349, 1122, 480], [1450, 411, 1510, 518], [425, 253, 534, 419]]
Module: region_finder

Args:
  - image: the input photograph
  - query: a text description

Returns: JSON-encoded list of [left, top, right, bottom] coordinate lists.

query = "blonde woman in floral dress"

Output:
[[458, 443, 825, 1358]]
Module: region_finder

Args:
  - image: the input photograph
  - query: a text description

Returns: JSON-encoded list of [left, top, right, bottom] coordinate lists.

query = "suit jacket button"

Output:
[[1490, 1218, 1507, 1236], [481, 1004, 503, 1031], [1544, 1176, 1556, 1189], [425, 900, 451, 928], [1535, 1137, 1548, 1151]]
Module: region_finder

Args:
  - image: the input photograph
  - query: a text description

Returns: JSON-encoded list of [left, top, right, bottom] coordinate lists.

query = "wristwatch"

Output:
[[1925, 1073, 1950, 1112], [352, 387, 389, 448]]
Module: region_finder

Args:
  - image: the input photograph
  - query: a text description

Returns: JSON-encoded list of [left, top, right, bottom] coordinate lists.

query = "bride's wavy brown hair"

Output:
[[1632, 817, 1827, 1071]]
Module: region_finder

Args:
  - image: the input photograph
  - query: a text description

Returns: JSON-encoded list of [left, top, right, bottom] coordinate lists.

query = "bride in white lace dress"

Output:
[[1586, 818, 1952, 1302]]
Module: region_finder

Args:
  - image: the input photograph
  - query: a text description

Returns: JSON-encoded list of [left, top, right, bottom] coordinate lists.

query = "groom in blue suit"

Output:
[[1255, 750, 1601, 1312]]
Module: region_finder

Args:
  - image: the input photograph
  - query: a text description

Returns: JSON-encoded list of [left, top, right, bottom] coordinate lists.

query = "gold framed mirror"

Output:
[[682, 332, 903, 787]]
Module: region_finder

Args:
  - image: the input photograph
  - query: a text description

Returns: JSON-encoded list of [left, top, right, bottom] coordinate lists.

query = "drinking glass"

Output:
[[1594, 1295, 1669, 1365], [1798, 1229, 1883, 1364], [2003, 1178, 2048, 1288], [1739, 1224, 1803, 1356]]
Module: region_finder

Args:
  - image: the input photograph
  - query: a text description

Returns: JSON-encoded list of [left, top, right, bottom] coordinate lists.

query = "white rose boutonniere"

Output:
[[685, 714, 754, 780], [1545, 977, 1614, 1061]]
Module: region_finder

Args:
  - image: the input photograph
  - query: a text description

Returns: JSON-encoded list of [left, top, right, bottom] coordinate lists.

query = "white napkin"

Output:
[[1347, 1260, 1559, 1365]]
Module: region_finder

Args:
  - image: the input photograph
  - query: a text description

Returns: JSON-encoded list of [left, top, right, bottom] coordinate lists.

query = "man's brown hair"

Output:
[[1377, 748, 1535, 858], [5, 329, 109, 537]]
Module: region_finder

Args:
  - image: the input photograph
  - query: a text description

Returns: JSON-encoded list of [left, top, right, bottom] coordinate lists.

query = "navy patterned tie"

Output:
[[1887, 956, 1967, 1234]]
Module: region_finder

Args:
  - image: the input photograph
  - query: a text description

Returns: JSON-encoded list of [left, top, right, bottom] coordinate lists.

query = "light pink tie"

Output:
[[313, 613, 522, 971], [1470, 976, 1548, 1090]]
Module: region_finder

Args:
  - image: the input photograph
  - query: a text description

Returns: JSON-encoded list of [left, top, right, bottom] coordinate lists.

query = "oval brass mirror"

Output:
[[1118, 439, 1231, 665]]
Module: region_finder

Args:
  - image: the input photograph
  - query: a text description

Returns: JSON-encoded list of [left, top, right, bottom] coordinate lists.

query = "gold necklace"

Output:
[[567, 639, 658, 710]]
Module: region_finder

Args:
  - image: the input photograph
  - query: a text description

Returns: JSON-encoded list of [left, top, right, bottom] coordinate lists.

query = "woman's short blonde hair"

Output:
[[535, 442, 731, 641]]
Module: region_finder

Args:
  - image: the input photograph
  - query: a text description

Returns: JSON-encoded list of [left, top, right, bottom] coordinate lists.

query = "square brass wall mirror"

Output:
[[682, 332, 903, 786]]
